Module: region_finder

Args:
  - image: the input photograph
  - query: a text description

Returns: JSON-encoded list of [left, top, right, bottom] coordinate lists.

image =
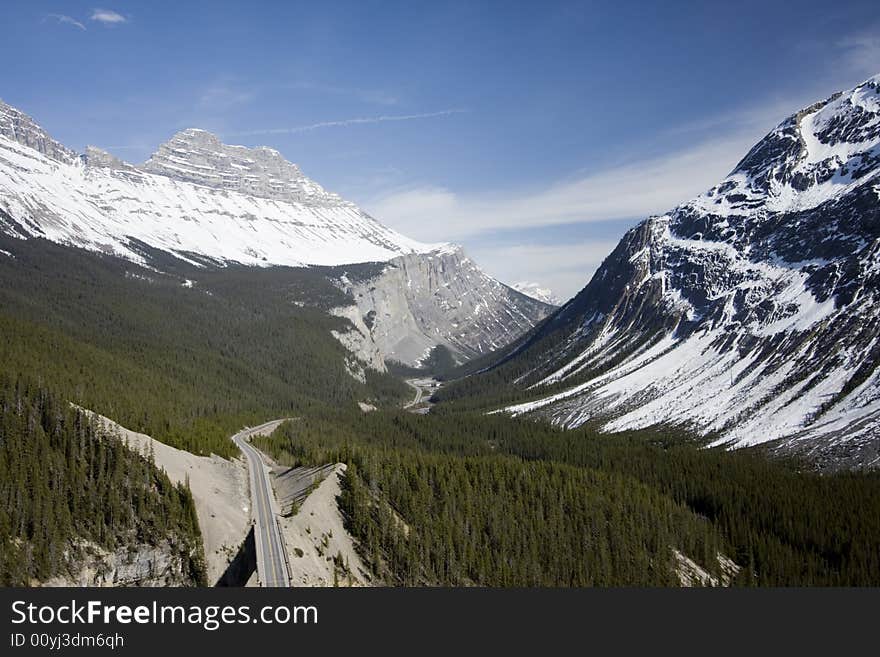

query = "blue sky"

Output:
[[2, 1, 879, 299]]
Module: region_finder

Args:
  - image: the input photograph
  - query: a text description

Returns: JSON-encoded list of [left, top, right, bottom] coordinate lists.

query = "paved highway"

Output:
[[232, 421, 290, 587], [404, 379, 424, 408], [405, 377, 440, 413]]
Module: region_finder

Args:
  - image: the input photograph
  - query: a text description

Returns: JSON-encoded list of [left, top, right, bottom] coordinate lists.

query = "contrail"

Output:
[[224, 109, 465, 137], [46, 14, 87, 30]]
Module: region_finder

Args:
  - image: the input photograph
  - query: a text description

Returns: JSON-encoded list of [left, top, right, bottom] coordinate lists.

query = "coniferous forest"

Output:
[[255, 411, 880, 586], [0, 236, 407, 458], [3, 1, 880, 603], [0, 375, 206, 585]]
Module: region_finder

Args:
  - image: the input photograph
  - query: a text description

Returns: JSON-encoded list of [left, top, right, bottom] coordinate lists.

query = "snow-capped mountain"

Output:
[[0, 99, 552, 369], [0, 100, 435, 267], [513, 282, 561, 306], [493, 74, 880, 469]]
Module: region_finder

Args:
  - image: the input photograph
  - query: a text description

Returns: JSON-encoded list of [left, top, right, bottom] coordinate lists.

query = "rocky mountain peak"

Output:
[[0, 98, 448, 268], [0, 100, 77, 164], [513, 282, 561, 306], [83, 146, 135, 171], [141, 128, 345, 206], [697, 75, 880, 220], [335, 245, 555, 367]]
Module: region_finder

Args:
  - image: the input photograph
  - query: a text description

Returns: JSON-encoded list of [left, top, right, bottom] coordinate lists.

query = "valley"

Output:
[[1, 74, 880, 588]]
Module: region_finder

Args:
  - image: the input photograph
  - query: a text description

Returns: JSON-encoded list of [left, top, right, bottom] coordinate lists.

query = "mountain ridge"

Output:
[[0, 99, 553, 370], [0, 99, 443, 268], [467, 74, 880, 470]]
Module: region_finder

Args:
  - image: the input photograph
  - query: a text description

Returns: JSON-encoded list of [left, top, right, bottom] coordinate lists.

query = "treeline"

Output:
[[431, 328, 664, 415], [256, 410, 880, 586], [0, 376, 206, 585], [0, 237, 408, 457]]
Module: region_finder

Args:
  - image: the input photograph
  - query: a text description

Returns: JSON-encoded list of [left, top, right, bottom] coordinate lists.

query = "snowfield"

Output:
[[0, 102, 443, 268]]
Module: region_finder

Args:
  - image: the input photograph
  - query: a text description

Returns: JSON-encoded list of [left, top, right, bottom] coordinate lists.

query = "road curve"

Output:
[[404, 377, 440, 413], [232, 421, 290, 587], [404, 379, 424, 408]]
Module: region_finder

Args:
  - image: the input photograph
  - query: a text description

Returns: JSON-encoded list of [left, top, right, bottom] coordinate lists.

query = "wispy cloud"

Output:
[[836, 32, 880, 78], [224, 110, 465, 137], [470, 239, 623, 301], [90, 9, 128, 25], [366, 120, 775, 243], [367, 25, 880, 245], [365, 69, 869, 246], [360, 97, 796, 296], [46, 14, 86, 31], [363, 31, 880, 296]]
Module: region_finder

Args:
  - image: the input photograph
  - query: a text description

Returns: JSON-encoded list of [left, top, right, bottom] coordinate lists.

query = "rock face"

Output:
[[334, 246, 555, 366], [329, 304, 388, 377], [42, 540, 200, 587], [142, 128, 343, 206], [87, 411, 250, 587], [496, 74, 880, 470], [82, 145, 136, 171], [0, 100, 76, 163]]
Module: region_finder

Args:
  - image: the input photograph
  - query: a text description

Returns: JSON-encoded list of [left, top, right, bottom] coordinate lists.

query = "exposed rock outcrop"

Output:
[[332, 246, 555, 367], [42, 540, 200, 587], [0, 100, 76, 163]]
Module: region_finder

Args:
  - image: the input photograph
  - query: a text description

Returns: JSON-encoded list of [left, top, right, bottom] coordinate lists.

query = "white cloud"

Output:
[[224, 110, 464, 137], [363, 31, 880, 246], [47, 14, 86, 31], [362, 60, 880, 299], [365, 130, 766, 243], [359, 95, 812, 298], [837, 33, 880, 78], [362, 90, 829, 246], [469, 240, 622, 302], [91, 9, 128, 25]]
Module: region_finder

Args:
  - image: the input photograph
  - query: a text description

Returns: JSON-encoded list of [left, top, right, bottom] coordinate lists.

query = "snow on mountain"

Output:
[[494, 74, 880, 470], [0, 99, 553, 372], [512, 282, 561, 306], [0, 100, 438, 267]]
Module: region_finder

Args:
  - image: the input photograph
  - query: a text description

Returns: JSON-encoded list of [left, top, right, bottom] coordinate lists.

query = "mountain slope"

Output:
[[0, 102, 434, 267], [0, 100, 551, 368], [470, 74, 880, 469], [0, 233, 402, 457], [333, 246, 554, 366]]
